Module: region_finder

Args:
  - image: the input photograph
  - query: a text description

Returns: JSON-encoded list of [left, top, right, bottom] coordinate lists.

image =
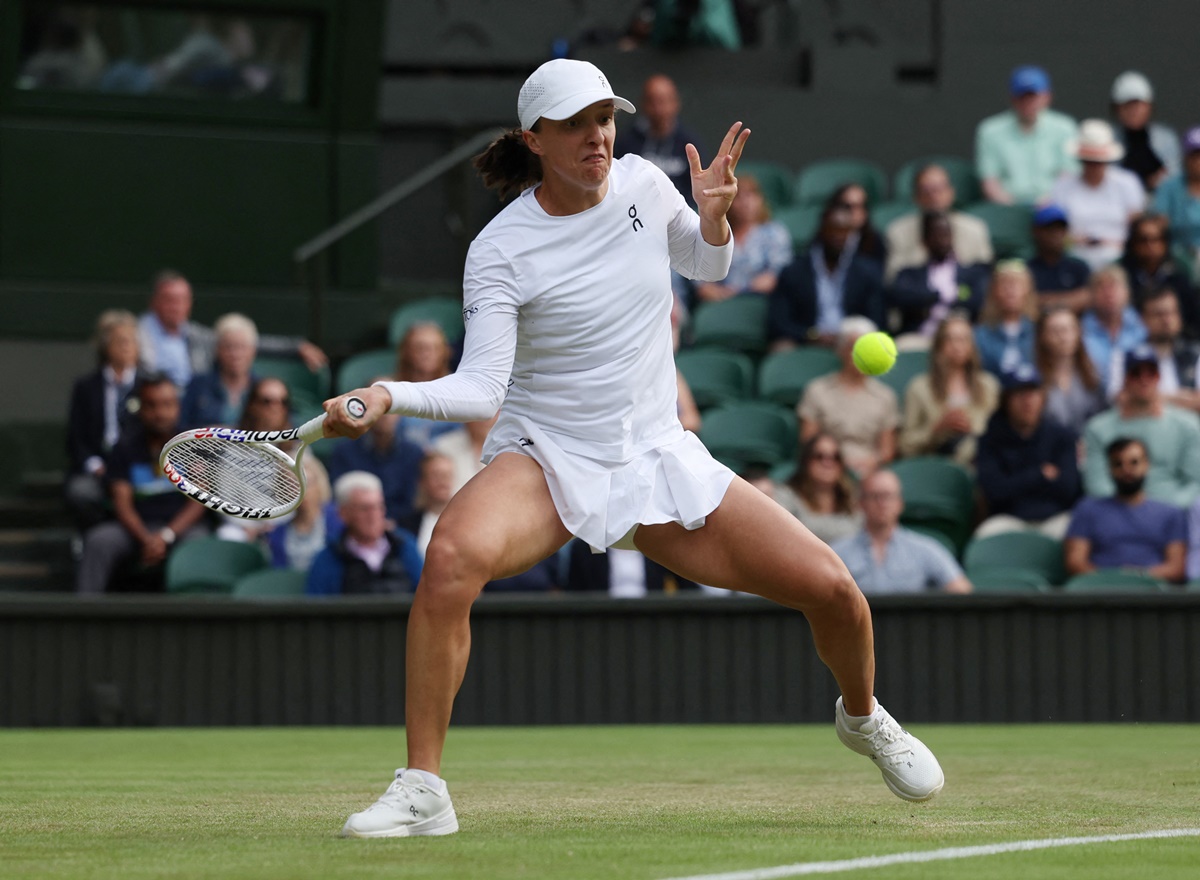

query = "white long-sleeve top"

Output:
[[379, 154, 732, 462]]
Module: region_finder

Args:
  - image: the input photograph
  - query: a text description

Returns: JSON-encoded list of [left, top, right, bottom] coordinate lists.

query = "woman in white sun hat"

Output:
[[326, 57, 944, 838], [1050, 118, 1147, 272]]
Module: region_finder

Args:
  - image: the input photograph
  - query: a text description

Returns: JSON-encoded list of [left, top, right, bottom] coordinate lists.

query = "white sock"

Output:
[[841, 698, 878, 729], [407, 768, 444, 787]]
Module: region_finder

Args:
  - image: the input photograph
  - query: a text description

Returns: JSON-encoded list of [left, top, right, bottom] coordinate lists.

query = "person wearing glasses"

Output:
[[773, 432, 862, 546], [1119, 213, 1198, 337], [831, 469, 972, 595]]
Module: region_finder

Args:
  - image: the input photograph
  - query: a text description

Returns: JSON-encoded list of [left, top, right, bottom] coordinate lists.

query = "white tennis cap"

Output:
[[517, 59, 635, 131], [1111, 71, 1153, 104]]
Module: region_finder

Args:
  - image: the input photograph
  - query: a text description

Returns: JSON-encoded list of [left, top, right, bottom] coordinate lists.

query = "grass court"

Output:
[[2, 724, 1197, 879]]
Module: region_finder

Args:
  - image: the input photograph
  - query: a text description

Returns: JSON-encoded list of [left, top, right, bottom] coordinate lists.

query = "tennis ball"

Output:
[[852, 331, 897, 376]]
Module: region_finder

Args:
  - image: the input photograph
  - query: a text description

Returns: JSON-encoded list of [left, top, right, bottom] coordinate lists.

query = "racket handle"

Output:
[[296, 396, 368, 445]]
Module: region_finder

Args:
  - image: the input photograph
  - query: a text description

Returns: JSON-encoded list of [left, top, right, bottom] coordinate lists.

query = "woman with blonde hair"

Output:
[[899, 313, 1000, 467], [974, 260, 1039, 375], [693, 173, 792, 302], [265, 454, 333, 571]]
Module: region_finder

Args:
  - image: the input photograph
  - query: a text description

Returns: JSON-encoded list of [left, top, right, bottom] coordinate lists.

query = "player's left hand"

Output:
[[687, 121, 751, 224]]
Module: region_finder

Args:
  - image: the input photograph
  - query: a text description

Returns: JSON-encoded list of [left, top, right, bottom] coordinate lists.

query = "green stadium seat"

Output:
[[870, 199, 915, 232], [165, 538, 268, 594], [387, 296, 465, 347], [877, 350, 927, 403], [892, 156, 981, 207], [699, 402, 798, 468], [756, 347, 840, 408], [690, 296, 769, 355], [794, 159, 889, 207], [890, 456, 975, 552], [963, 202, 1035, 259], [737, 160, 795, 211], [233, 567, 308, 598], [907, 523, 960, 560], [253, 356, 331, 414], [774, 204, 823, 249], [335, 348, 395, 394], [967, 566, 1051, 593], [675, 348, 755, 410], [1062, 570, 1171, 594], [963, 531, 1067, 586]]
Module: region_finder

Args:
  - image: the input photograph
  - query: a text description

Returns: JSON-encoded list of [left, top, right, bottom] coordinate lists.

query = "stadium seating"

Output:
[[774, 203, 822, 249], [335, 347, 395, 394], [869, 199, 914, 232], [165, 538, 268, 594], [675, 348, 756, 410], [876, 350, 927, 404], [967, 567, 1051, 593], [963, 202, 1034, 259], [890, 456, 975, 552], [233, 568, 307, 597], [963, 531, 1067, 586], [906, 523, 960, 559], [755, 347, 840, 408], [387, 296, 465, 347], [737, 160, 795, 211], [253, 356, 331, 415], [892, 156, 981, 207], [690, 296, 769, 355], [1062, 570, 1171, 594], [699, 401, 798, 471], [794, 159, 889, 206]]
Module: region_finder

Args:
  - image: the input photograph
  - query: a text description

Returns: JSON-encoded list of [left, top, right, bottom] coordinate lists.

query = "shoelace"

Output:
[[371, 774, 424, 811], [861, 716, 914, 764]]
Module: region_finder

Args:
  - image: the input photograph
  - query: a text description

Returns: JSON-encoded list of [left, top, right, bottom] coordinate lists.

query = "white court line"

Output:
[[660, 828, 1200, 880]]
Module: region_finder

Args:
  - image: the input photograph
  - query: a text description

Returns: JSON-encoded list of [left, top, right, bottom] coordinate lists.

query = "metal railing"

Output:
[[293, 127, 502, 343]]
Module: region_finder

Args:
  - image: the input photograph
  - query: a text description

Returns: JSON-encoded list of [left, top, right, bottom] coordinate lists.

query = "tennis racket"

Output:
[[159, 397, 366, 520]]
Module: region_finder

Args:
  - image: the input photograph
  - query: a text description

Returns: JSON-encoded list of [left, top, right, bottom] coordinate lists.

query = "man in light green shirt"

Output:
[[976, 65, 1079, 205]]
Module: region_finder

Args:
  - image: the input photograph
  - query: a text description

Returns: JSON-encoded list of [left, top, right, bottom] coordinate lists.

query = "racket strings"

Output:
[[168, 439, 301, 510]]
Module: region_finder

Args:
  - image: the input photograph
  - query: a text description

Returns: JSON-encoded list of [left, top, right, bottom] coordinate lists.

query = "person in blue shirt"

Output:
[[180, 313, 259, 428], [328, 409, 424, 526], [1151, 127, 1200, 264], [1065, 437, 1186, 582], [974, 260, 1039, 376], [307, 471, 423, 595]]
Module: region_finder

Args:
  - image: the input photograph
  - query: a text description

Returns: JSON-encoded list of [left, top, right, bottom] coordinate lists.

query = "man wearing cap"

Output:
[[1110, 71, 1180, 193], [1027, 203, 1092, 312], [1151, 126, 1200, 268], [1082, 344, 1200, 509], [1065, 437, 1186, 584], [975, 65, 1079, 206], [884, 163, 994, 282], [1049, 119, 1145, 272], [974, 364, 1080, 540]]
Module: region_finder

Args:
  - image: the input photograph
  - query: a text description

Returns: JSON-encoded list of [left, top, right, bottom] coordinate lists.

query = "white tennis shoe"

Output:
[[835, 697, 945, 802], [340, 768, 459, 838]]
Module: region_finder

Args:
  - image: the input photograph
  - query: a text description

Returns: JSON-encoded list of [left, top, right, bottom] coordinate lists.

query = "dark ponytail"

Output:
[[473, 127, 542, 201]]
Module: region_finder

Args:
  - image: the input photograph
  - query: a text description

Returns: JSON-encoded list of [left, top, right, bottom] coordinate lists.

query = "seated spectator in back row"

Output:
[[328, 407, 424, 528], [1065, 437, 1186, 583], [1151, 127, 1200, 266], [76, 374, 209, 593], [767, 204, 884, 350], [1026, 204, 1092, 313], [1035, 307, 1107, 436], [975, 364, 1080, 540], [884, 163, 993, 282], [797, 316, 898, 475], [831, 469, 972, 595], [1119, 212, 1199, 337], [65, 309, 146, 530], [692, 174, 792, 304], [1110, 71, 1180, 193], [826, 184, 887, 267], [1083, 345, 1200, 509], [899, 314, 1000, 469], [266, 454, 334, 572], [1081, 264, 1147, 398], [888, 212, 990, 343], [138, 269, 325, 389], [975, 65, 1078, 206], [974, 260, 1039, 376], [180, 312, 259, 428], [773, 432, 862, 546], [307, 471, 423, 595]]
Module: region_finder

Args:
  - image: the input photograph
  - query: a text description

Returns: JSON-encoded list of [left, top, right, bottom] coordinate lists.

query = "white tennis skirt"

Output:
[[483, 418, 736, 553]]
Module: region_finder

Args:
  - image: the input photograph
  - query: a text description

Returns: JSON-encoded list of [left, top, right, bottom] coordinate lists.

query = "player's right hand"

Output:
[[322, 385, 392, 439]]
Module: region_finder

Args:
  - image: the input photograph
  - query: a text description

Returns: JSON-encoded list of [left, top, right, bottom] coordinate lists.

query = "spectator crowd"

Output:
[[64, 63, 1200, 597]]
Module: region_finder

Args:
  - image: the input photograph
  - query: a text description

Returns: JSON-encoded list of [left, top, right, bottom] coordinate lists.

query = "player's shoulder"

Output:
[[613, 153, 675, 192]]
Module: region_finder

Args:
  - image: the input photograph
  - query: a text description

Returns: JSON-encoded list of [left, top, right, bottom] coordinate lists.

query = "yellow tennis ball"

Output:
[[852, 331, 897, 376]]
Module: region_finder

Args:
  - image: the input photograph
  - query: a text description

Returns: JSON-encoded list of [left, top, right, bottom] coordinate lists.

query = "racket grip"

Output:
[[296, 396, 368, 445]]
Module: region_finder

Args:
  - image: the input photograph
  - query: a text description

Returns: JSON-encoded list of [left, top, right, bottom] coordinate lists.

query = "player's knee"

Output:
[[420, 529, 494, 603], [810, 551, 860, 609]]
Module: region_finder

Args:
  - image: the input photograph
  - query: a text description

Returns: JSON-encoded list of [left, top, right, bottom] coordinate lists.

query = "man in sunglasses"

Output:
[[1081, 344, 1200, 509]]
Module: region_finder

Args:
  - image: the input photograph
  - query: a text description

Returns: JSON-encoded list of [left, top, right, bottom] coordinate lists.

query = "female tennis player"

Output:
[[326, 59, 943, 838]]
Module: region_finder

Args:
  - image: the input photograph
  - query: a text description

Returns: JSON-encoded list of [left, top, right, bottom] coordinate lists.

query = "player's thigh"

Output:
[[634, 477, 853, 609], [426, 451, 572, 583]]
